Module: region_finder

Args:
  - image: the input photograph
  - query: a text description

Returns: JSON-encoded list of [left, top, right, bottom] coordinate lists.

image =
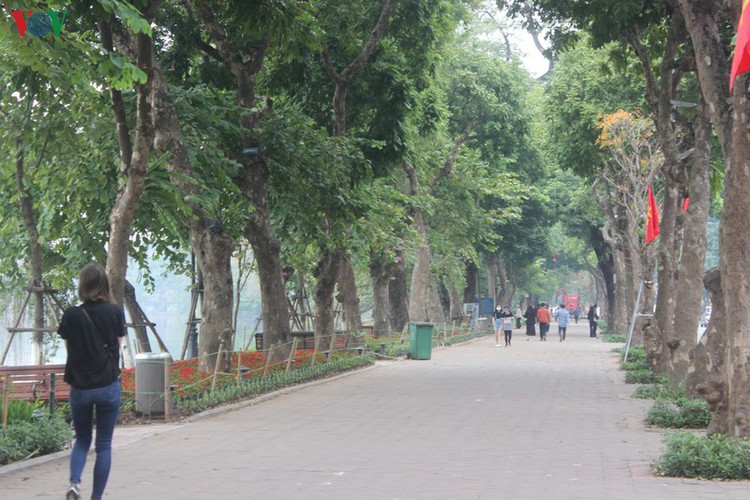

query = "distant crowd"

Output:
[[492, 302, 600, 346]]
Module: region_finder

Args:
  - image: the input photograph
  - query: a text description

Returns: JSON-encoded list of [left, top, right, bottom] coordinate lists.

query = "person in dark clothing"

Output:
[[524, 304, 537, 339], [587, 304, 599, 338], [573, 306, 581, 324], [501, 306, 514, 346], [58, 263, 126, 500]]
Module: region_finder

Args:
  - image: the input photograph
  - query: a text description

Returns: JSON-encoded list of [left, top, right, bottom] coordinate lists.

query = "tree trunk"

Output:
[[651, 176, 680, 374], [139, 46, 238, 369], [487, 253, 498, 302], [687, 268, 728, 434], [14, 135, 45, 365], [370, 260, 391, 338], [337, 252, 362, 332], [427, 276, 446, 323], [408, 209, 432, 322], [197, 232, 235, 372], [677, 0, 750, 437], [387, 255, 409, 333], [123, 281, 151, 353], [719, 78, 750, 437], [610, 244, 629, 335], [464, 261, 478, 304], [190, 2, 290, 361], [449, 286, 463, 323], [314, 249, 341, 351], [669, 99, 711, 389], [100, 12, 160, 368]]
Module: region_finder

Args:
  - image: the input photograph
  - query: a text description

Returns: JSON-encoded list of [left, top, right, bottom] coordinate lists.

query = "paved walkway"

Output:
[[2, 322, 749, 499]]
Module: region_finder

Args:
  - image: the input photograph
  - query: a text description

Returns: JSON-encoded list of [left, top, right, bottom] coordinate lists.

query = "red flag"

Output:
[[646, 185, 660, 244], [682, 196, 690, 215], [730, 0, 750, 91]]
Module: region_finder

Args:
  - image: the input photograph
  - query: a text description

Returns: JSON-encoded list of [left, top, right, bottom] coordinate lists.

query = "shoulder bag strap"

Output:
[[78, 306, 110, 349]]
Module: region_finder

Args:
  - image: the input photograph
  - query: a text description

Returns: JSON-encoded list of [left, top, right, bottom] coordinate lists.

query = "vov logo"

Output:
[[8, 9, 68, 37]]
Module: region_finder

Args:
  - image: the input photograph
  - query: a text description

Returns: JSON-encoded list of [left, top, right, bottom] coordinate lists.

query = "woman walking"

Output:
[[493, 304, 504, 347], [515, 305, 523, 329], [524, 304, 537, 339], [587, 304, 599, 338], [58, 263, 126, 500]]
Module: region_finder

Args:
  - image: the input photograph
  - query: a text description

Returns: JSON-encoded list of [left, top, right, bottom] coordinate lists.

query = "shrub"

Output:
[[622, 345, 646, 363], [625, 369, 666, 384], [657, 431, 750, 479], [0, 415, 72, 465], [0, 400, 43, 425], [633, 384, 680, 400], [645, 398, 711, 428], [601, 333, 626, 343], [621, 359, 650, 372]]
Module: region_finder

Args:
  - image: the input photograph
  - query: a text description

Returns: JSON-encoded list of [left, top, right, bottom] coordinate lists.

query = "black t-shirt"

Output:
[[58, 300, 126, 389]]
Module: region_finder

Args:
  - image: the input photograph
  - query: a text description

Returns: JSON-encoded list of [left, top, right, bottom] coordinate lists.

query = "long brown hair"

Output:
[[78, 263, 111, 303]]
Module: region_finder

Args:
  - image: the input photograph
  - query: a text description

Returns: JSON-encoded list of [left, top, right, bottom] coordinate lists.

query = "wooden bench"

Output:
[[0, 364, 70, 404], [254, 331, 358, 351]]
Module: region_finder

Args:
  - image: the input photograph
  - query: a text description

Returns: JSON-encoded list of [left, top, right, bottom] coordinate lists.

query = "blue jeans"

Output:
[[70, 380, 121, 500]]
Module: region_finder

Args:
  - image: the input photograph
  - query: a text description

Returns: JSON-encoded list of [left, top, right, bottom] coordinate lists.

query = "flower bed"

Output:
[[120, 350, 374, 419]]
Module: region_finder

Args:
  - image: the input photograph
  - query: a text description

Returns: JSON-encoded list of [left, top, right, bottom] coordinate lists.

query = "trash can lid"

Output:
[[135, 352, 171, 360], [411, 322, 434, 326]]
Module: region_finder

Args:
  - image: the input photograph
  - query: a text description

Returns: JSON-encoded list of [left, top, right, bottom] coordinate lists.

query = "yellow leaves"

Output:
[[596, 109, 654, 149]]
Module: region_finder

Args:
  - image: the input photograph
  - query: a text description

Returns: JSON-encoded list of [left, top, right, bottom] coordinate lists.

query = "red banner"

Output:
[[730, 0, 750, 90], [646, 185, 660, 244]]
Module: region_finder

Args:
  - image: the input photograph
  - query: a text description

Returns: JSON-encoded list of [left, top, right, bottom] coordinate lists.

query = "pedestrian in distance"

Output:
[[537, 302, 551, 341], [515, 304, 523, 329], [501, 306, 514, 346], [587, 304, 599, 338], [556, 303, 570, 342], [493, 304, 504, 347], [58, 263, 126, 500], [524, 304, 537, 339], [573, 305, 581, 324]]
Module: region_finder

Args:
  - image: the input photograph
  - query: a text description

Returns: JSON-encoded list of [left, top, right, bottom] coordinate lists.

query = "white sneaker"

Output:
[[66, 483, 81, 500]]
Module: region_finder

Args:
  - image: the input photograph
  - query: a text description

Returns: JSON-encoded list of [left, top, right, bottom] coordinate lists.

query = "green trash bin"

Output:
[[409, 322, 434, 360]]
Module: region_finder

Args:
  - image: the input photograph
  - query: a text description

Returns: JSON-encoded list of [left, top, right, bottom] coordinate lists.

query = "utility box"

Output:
[[409, 323, 434, 360], [135, 352, 170, 417]]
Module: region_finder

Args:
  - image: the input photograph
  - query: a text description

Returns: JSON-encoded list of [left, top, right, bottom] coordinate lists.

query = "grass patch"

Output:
[[645, 398, 712, 428], [657, 431, 750, 479], [601, 333, 626, 343]]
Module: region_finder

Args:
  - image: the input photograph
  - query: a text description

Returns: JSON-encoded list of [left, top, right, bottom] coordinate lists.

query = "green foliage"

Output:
[[544, 38, 644, 179], [632, 384, 680, 400], [625, 369, 666, 385], [0, 415, 72, 465], [621, 358, 650, 372], [0, 400, 43, 425], [601, 333, 626, 343], [645, 399, 712, 429], [621, 345, 645, 362], [657, 432, 750, 479]]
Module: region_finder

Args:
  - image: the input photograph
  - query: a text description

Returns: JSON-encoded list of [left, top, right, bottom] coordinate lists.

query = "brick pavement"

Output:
[[2, 321, 749, 499]]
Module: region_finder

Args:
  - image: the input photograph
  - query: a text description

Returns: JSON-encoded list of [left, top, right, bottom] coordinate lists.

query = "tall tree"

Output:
[[676, 0, 750, 436]]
